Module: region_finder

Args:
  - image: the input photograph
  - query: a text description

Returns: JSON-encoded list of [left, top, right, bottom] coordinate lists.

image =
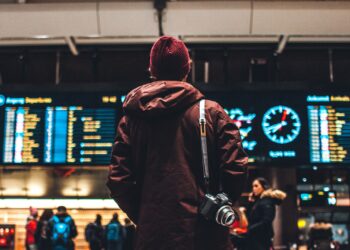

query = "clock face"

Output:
[[262, 105, 301, 144]]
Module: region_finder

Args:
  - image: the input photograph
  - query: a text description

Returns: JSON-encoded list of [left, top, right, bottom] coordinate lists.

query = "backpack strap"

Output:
[[52, 215, 59, 223], [64, 216, 71, 224], [199, 99, 210, 193]]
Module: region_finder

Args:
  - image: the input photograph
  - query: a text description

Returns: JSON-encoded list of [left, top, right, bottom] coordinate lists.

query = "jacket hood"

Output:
[[123, 81, 204, 118], [261, 189, 287, 205]]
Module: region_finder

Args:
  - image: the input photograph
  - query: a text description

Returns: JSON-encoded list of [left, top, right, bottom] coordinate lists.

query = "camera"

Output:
[[199, 193, 236, 227]]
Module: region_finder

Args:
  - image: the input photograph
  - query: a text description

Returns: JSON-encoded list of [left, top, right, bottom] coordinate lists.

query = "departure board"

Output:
[[1, 91, 350, 166], [0, 94, 121, 165], [209, 92, 308, 164], [210, 92, 350, 165], [308, 95, 350, 164]]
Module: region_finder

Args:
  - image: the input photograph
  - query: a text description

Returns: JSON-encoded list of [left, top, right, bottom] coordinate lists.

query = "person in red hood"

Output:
[[107, 36, 248, 250]]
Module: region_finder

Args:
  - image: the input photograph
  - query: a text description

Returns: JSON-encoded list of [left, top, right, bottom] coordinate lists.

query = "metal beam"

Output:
[[64, 36, 79, 56], [0, 35, 350, 46], [275, 35, 289, 55]]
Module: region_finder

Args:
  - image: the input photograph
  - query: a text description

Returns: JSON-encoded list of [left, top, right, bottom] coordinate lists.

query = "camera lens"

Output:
[[215, 205, 235, 227]]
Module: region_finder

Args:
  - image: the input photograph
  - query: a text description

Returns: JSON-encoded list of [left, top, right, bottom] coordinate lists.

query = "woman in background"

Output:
[[244, 178, 286, 250]]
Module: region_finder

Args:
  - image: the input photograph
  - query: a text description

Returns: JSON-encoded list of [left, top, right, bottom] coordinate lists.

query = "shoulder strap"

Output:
[[199, 99, 210, 193], [52, 215, 59, 223], [64, 216, 71, 223]]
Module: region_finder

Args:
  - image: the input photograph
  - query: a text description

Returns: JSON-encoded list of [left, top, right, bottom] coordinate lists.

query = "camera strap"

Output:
[[199, 99, 210, 193]]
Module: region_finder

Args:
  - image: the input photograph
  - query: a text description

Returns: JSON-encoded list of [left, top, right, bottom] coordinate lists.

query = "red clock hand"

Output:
[[279, 110, 287, 131], [281, 110, 287, 122]]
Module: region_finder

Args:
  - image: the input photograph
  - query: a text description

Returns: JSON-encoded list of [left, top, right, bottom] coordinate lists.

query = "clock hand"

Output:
[[281, 110, 287, 122], [274, 121, 288, 133], [279, 110, 287, 131], [267, 123, 283, 132], [273, 121, 288, 133], [267, 121, 288, 133]]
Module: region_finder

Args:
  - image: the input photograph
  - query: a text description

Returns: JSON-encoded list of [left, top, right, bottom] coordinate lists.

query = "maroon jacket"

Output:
[[107, 81, 248, 250]]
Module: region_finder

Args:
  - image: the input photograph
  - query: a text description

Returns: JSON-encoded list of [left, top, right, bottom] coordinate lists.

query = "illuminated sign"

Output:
[[309, 105, 350, 163], [0, 91, 349, 165], [224, 108, 257, 151], [0, 94, 119, 165]]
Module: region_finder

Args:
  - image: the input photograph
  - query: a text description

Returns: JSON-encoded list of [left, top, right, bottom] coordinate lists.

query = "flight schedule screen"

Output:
[[0, 91, 349, 165], [0, 94, 120, 165], [308, 96, 350, 164], [209, 92, 350, 165]]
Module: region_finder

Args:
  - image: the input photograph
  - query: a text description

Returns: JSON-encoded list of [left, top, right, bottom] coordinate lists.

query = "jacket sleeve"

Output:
[[70, 218, 78, 239], [248, 202, 275, 234], [106, 116, 139, 223], [215, 104, 248, 202]]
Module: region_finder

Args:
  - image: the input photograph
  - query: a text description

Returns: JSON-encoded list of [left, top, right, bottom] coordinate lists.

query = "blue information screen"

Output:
[[207, 92, 309, 164], [207, 92, 350, 165], [0, 94, 121, 165], [0, 92, 349, 165], [307, 96, 350, 164]]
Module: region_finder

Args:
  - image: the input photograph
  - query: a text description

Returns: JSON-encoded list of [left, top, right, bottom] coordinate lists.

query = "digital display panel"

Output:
[[0, 224, 15, 249], [207, 92, 350, 165], [299, 191, 336, 207], [207, 92, 308, 164], [0, 91, 349, 165], [308, 95, 350, 164], [0, 94, 121, 165]]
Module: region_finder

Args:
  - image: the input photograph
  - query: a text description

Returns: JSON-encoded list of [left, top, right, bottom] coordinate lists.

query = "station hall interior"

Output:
[[1, 0, 350, 249]]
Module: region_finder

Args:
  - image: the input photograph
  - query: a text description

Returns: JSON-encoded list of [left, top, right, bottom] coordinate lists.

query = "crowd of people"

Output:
[[84, 213, 135, 250], [25, 206, 135, 250], [25, 206, 77, 250]]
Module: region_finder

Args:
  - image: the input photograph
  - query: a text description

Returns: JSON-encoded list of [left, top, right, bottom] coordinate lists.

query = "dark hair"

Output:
[[254, 177, 271, 190], [95, 214, 102, 225], [57, 206, 67, 213], [40, 209, 54, 222], [124, 218, 131, 224], [111, 213, 119, 222]]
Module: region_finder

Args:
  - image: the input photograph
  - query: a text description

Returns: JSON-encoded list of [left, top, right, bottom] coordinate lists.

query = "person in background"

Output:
[[105, 213, 123, 250], [26, 207, 38, 250], [85, 214, 105, 250], [35, 209, 54, 250], [122, 218, 135, 250], [308, 221, 337, 250], [47, 206, 78, 250], [243, 177, 287, 250], [230, 207, 249, 250]]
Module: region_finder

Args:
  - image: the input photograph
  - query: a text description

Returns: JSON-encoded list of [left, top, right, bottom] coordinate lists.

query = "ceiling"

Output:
[[1, 0, 350, 4], [3, 0, 348, 3]]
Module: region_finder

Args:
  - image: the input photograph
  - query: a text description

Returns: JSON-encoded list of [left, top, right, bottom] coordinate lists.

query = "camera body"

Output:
[[199, 193, 236, 227]]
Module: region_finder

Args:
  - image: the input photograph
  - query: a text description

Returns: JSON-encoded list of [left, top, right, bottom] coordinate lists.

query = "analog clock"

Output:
[[262, 105, 301, 144]]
